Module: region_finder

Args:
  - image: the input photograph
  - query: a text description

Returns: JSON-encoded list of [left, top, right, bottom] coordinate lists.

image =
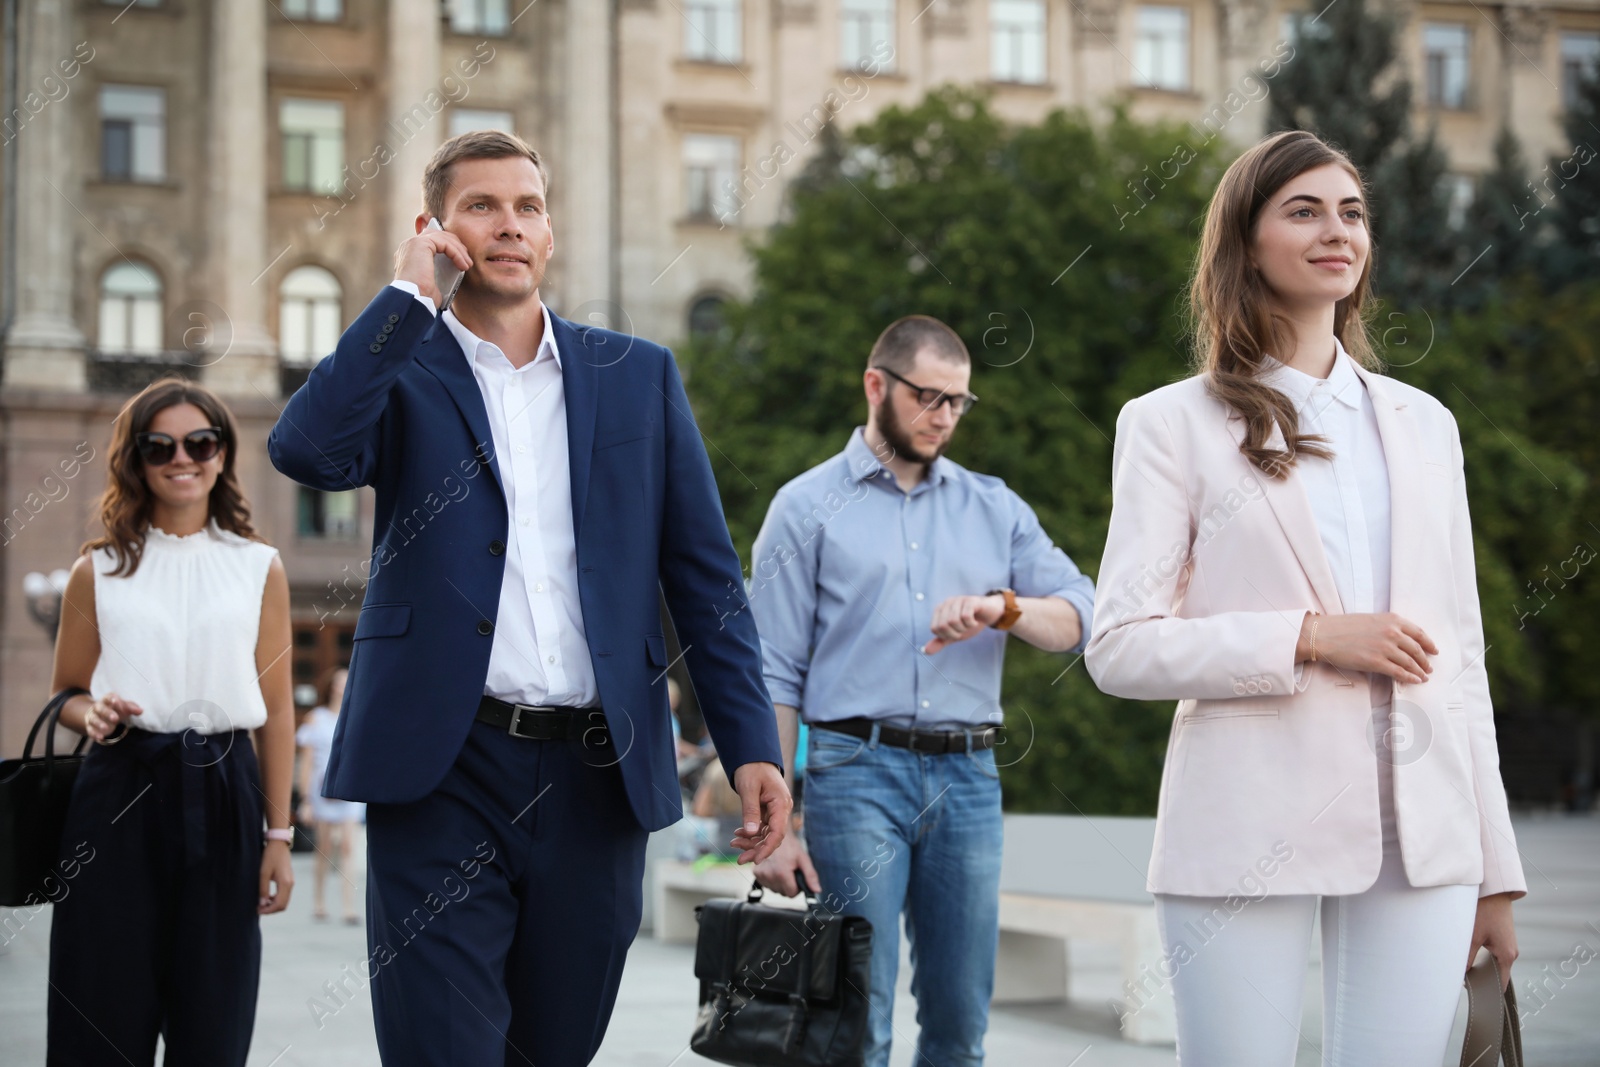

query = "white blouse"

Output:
[[1260, 338, 1400, 845], [89, 520, 279, 734]]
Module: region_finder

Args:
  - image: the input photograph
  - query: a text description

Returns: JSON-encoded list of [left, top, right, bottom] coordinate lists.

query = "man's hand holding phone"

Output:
[[395, 217, 471, 311]]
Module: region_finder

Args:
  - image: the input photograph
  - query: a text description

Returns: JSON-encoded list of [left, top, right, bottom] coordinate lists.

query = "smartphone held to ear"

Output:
[[425, 217, 465, 313]]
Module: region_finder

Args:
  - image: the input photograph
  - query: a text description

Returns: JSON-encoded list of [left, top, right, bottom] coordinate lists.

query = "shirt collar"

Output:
[[844, 425, 950, 489], [1260, 336, 1363, 414], [444, 301, 561, 372]]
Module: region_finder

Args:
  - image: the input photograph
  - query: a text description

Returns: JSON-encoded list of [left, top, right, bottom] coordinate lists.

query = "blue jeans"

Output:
[[801, 724, 1003, 1067]]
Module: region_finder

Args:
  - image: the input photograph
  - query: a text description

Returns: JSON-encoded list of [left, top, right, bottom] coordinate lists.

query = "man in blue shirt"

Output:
[[750, 315, 1095, 1067]]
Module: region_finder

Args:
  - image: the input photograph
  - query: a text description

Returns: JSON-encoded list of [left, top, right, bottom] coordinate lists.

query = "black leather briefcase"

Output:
[[0, 687, 91, 906], [691, 881, 873, 1067]]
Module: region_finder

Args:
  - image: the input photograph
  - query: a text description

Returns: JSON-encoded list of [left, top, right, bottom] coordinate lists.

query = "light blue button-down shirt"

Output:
[[748, 427, 1096, 728]]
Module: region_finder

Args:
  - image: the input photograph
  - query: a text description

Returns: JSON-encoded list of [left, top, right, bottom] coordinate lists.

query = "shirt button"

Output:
[[521, 517, 531, 527], [909, 542, 919, 550], [535, 582, 544, 593], [921, 700, 930, 708], [477, 620, 493, 635], [547, 655, 556, 665], [915, 592, 925, 601], [516, 445, 526, 454], [488, 540, 505, 556]]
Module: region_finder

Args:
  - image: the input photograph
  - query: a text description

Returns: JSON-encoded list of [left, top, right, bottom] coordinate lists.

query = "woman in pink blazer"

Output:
[[1085, 130, 1523, 1065]]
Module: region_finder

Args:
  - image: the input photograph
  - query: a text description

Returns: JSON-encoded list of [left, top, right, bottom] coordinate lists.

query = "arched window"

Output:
[[279, 265, 342, 365], [97, 262, 163, 355], [687, 294, 728, 340]]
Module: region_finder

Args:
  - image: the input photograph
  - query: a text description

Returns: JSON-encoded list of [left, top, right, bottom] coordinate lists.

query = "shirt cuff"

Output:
[[1046, 590, 1095, 656], [389, 280, 437, 317], [762, 675, 803, 709]]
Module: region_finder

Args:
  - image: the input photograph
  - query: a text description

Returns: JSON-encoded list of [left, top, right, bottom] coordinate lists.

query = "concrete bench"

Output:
[[649, 814, 1174, 1044], [652, 858, 806, 944], [995, 814, 1172, 1043]]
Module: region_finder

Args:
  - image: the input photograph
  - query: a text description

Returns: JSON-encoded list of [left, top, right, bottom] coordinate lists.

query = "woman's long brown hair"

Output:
[[83, 376, 264, 576], [1190, 129, 1379, 478]]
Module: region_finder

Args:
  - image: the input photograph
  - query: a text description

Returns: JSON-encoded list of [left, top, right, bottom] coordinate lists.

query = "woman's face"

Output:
[[1250, 163, 1369, 313], [140, 402, 225, 510]]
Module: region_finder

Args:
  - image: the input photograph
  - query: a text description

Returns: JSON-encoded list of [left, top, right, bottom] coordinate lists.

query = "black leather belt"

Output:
[[476, 696, 610, 745], [816, 717, 1001, 754]]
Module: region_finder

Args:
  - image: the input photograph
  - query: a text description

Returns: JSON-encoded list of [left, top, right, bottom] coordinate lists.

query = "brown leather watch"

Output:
[[987, 588, 1022, 630]]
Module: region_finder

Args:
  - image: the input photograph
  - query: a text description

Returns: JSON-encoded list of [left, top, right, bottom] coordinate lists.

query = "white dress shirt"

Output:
[[390, 281, 598, 707], [1261, 337, 1398, 845]]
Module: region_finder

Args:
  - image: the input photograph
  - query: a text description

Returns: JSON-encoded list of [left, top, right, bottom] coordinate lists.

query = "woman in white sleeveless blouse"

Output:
[[46, 378, 295, 1066]]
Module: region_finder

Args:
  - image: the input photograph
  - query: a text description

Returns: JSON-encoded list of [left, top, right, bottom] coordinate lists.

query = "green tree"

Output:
[[686, 88, 1596, 812], [686, 90, 1233, 814], [1544, 66, 1600, 285]]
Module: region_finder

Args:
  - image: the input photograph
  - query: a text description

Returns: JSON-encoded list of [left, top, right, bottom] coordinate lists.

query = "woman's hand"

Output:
[[1468, 892, 1518, 991], [84, 692, 143, 741], [259, 840, 295, 915], [1297, 612, 1438, 684]]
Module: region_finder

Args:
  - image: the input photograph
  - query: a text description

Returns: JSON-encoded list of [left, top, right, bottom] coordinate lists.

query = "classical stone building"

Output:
[[0, 0, 1595, 750]]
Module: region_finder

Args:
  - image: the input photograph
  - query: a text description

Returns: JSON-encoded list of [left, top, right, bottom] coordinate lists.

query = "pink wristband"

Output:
[[265, 828, 294, 844]]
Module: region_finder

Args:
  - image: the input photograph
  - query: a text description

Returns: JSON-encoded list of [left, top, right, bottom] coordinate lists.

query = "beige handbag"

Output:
[[1460, 950, 1522, 1067]]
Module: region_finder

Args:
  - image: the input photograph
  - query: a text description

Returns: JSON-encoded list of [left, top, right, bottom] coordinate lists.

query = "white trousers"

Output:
[[1155, 840, 1478, 1067]]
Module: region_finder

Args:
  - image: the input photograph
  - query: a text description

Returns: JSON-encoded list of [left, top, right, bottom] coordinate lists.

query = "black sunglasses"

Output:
[[878, 367, 979, 415], [134, 428, 224, 466]]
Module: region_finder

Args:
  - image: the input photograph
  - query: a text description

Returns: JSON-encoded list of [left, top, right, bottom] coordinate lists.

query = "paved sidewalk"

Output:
[[1, 814, 1595, 1066]]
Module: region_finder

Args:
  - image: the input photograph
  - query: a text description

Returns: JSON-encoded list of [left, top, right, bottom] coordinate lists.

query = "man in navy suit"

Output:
[[268, 130, 789, 1066]]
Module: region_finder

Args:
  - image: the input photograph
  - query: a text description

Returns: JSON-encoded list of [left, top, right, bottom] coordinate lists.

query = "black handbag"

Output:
[[691, 881, 873, 1067], [0, 687, 91, 907]]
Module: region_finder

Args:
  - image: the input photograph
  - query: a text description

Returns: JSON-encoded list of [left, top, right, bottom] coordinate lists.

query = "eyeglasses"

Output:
[[877, 367, 979, 415], [134, 428, 223, 466]]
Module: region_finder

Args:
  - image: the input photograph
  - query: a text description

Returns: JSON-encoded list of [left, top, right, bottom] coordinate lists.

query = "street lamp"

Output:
[[22, 568, 72, 643]]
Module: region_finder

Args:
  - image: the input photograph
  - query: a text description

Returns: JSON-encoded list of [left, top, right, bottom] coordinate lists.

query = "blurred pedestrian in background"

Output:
[[296, 664, 364, 923]]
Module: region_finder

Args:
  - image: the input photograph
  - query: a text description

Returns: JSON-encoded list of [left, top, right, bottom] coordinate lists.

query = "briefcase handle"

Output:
[[747, 873, 818, 907], [21, 687, 92, 766]]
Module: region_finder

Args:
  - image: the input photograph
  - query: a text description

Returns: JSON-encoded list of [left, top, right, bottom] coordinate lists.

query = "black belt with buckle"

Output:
[[816, 716, 1001, 754], [476, 696, 610, 745]]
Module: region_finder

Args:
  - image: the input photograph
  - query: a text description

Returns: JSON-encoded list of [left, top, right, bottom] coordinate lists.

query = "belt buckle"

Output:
[[507, 703, 539, 738]]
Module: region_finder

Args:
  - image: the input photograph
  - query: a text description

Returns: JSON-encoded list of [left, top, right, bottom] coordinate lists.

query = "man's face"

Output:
[[438, 156, 554, 306], [872, 350, 971, 465]]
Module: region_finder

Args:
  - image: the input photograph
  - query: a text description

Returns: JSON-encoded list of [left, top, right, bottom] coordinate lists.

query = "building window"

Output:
[[991, 0, 1046, 84], [103, 0, 159, 7], [448, 108, 516, 137], [282, 0, 342, 20], [1561, 32, 1600, 111], [279, 266, 343, 366], [683, 134, 741, 223], [684, 0, 742, 63], [1423, 23, 1471, 109], [298, 486, 360, 539], [1134, 7, 1190, 90], [99, 86, 165, 183], [1443, 173, 1474, 229], [448, 0, 510, 36], [98, 262, 163, 356], [841, 0, 894, 71], [281, 98, 345, 195], [688, 294, 729, 340]]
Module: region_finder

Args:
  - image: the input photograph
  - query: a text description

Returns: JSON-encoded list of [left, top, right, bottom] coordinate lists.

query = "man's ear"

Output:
[[415, 213, 431, 235]]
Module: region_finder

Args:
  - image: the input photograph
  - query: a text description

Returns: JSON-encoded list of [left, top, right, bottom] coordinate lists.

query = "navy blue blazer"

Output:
[[268, 285, 781, 831]]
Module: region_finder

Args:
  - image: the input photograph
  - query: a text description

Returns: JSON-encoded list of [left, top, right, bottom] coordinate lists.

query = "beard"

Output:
[[875, 393, 949, 467]]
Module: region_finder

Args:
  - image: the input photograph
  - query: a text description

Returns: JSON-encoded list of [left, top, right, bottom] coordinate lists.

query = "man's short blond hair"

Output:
[[422, 130, 549, 221]]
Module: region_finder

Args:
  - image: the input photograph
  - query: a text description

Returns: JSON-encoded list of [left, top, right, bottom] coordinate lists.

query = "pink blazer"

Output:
[[1085, 363, 1526, 900]]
